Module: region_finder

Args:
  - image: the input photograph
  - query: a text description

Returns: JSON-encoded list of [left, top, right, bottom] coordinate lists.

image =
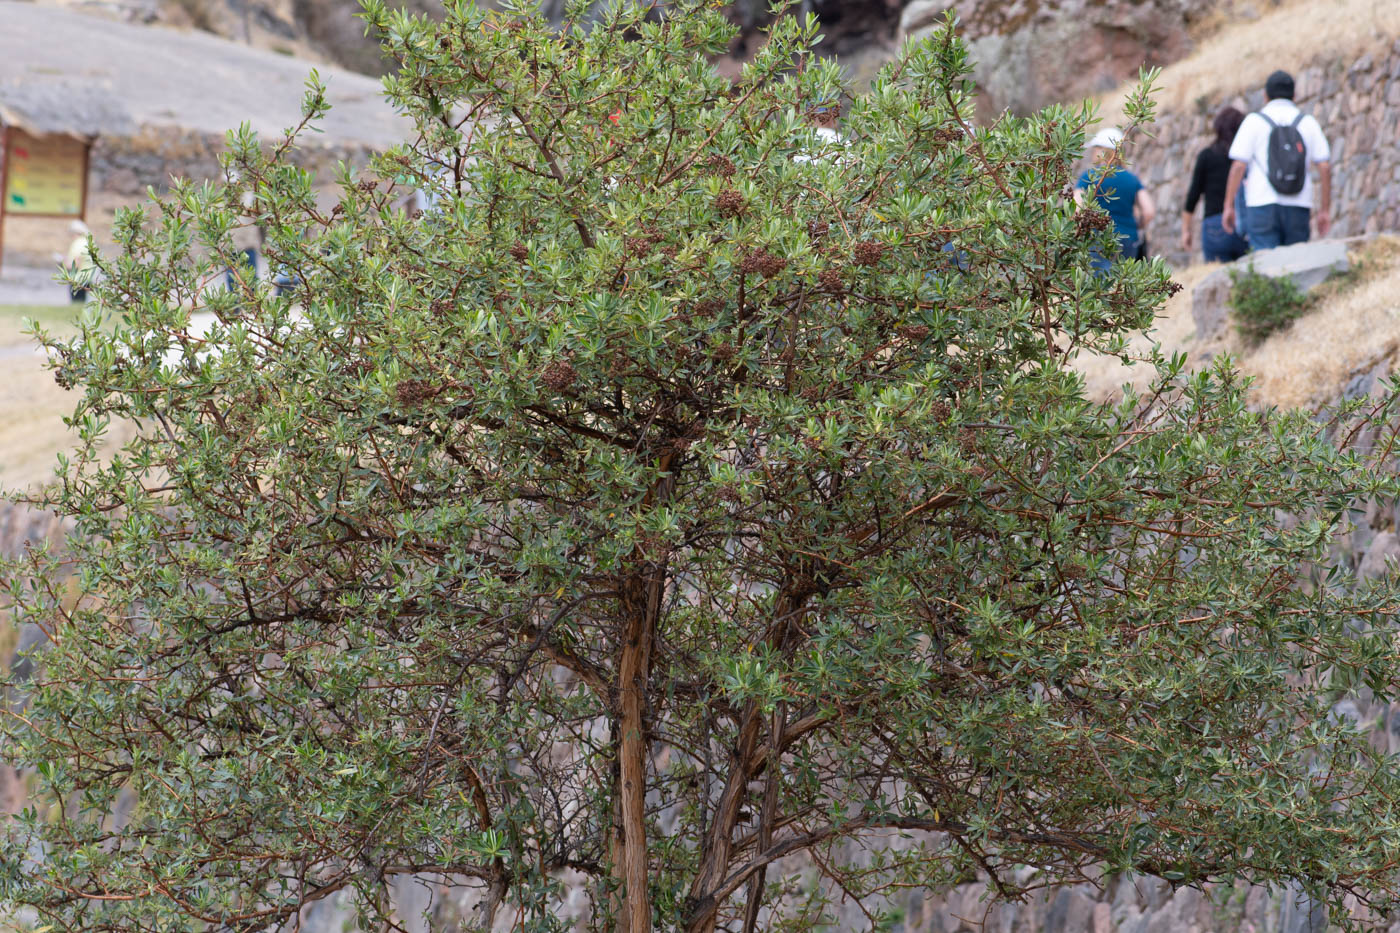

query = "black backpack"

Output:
[[1258, 112, 1308, 195]]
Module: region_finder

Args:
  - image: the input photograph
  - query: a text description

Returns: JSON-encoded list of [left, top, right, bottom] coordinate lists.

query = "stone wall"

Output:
[[90, 124, 378, 196], [1131, 40, 1400, 268]]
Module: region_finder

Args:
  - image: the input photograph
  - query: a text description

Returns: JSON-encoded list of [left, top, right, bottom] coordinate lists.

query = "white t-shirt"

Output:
[[794, 126, 847, 164], [1228, 98, 1330, 208]]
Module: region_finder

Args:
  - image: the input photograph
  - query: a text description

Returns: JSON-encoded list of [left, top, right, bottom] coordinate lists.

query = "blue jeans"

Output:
[[226, 248, 259, 292], [1244, 204, 1311, 250], [1202, 214, 1249, 263]]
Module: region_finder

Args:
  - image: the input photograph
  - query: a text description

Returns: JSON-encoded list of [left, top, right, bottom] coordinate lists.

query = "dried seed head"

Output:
[[853, 240, 887, 267], [899, 324, 931, 341], [510, 241, 529, 262], [800, 384, 821, 401], [929, 399, 951, 422], [410, 209, 424, 220], [540, 360, 577, 393], [693, 298, 723, 318], [357, 179, 378, 193], [818, 267, 845, 294], [626, 236, 655, 258], [396, 379, 437, 406], [707, 154, 736, 177], [430, 298, 454, 317], [808, 219, 830, 239], [1074, 209, 1113, 237], [713, 343, 737, 362], [715, 188, 744, 217], [738, 248, 788, 278]]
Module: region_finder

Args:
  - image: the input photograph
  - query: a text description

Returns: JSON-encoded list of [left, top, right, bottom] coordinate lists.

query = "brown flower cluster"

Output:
[[540, 360, 578, 392], [707, 154, 736, 177], [509, 241, 530, 262], [738, 248, 787, 277], [715, 188, 745, 217], [853, 240, 887, 266], [899, 323, 930, 341], [808, 219, 830, 239], [396, 379, 439, 406], [818, 267, 845, 294], [1074, 209, 1112, 237]]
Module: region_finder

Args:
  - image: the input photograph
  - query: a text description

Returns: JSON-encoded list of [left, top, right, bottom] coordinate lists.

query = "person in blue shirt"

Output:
[[1074, 128, 1156, 271]]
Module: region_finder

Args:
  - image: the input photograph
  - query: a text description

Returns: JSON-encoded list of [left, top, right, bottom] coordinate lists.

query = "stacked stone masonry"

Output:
[[1137, 40, 1400, 268], [89, 126, 377, 197]]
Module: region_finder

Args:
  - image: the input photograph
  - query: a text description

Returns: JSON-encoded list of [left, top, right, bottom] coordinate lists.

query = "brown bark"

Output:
[[686, 585, 813, 933], [616, 597, 653, 933], [613, 457, 674, 933]]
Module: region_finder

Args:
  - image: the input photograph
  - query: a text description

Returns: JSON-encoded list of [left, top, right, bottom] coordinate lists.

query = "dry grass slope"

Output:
[[1073, 237, 1400, 412], [1098, 0, 1400, 127]]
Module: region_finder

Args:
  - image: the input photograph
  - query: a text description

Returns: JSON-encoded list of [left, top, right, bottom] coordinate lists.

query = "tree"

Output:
[[7, 2, 1400, 930]]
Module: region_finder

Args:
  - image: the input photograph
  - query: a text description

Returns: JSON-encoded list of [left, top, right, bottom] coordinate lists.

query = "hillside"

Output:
[[1075, 237, 1400, 411]]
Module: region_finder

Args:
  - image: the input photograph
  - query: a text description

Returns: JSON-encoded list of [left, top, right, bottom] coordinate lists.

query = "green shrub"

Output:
[[10, 3, 1400, 931], [1229, 264, 1313, 342]]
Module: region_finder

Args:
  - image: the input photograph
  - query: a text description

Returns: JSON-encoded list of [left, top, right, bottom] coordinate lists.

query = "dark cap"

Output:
[[1265, 70, 1295, 100]]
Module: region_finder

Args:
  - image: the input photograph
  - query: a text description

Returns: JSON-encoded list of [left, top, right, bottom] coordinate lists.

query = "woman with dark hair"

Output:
[[1180, 107, 1251, 262]]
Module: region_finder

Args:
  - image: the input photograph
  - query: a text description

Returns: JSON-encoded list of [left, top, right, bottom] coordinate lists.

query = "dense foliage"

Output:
[[7, 2, 1400, 930], [1229, 264, 1314, 343]]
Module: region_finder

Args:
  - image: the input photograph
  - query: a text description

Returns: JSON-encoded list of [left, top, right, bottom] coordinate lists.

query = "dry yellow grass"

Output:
[[1097, 0, 1400, 126], [1072, 262, 1218, 402], [1073, 236, 1400, 412], [1244, 237, 1400, 409]]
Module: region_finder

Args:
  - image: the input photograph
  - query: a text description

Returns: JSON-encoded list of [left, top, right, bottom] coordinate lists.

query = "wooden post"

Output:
[[0, 124, 10, 278]]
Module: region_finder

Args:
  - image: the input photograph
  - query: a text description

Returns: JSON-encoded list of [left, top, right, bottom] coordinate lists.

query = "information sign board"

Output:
[[3, 129, 88, 217]]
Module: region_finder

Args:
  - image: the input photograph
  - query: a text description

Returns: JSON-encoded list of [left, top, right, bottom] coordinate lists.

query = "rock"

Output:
[[1192, 266, 1234, 341], [1093, 902, 1112, 933], [1239, 240, 1350, 291], [899, 0, 1209, 116], [1192, 241, 1352, 340], [1360, 531, 1400, 580], [1277, 885, 1328, 933], [1046, 889, 1097, 933], [898, 0, 955, 36]]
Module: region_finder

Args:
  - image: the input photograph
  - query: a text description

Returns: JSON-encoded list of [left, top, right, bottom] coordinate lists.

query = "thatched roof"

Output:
[[0, 79, 135, 139], [0, 2, 409, 149]]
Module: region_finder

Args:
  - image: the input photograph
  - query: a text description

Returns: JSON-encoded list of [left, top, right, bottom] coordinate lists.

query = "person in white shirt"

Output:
[[1222, 70, 1332, 249], [794, 98, 846, 165]]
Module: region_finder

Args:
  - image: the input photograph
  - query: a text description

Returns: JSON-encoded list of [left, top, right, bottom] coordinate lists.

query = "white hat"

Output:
[[1087, 127, 1124, 151]]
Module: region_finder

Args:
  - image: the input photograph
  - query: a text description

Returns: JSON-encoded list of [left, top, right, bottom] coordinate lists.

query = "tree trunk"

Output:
[[617, 613, 651, 933], [615, 559, 667, 933]]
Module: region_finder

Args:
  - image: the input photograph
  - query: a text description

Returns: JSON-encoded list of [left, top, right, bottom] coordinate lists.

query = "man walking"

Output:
[[1223, 70, 1332, 248]]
